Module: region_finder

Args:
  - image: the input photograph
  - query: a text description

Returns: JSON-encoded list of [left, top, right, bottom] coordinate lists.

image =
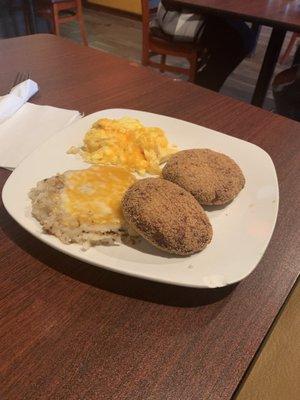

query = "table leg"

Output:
[[251, 28, 286, 107], [250, 23, 261, 56], [27, 0, 38, 34]]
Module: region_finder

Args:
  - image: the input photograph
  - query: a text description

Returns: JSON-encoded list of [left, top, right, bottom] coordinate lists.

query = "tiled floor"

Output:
[[60, 8, 295, 110]]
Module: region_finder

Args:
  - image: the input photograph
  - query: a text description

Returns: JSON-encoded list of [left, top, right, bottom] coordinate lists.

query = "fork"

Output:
[[10, 72, 31, 91]]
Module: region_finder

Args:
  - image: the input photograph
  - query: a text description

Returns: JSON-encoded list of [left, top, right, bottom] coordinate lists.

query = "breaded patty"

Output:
[[162, 149, 245, 205], [122, 178, 212, 256]]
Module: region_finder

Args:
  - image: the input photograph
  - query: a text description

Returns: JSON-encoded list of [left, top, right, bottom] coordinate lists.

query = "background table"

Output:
[[0, 34, 299, 400], [175, 0, 300, 107]]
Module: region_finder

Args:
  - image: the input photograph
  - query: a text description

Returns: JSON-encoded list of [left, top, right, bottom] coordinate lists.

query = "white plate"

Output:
[[2, 109, 279, 288]]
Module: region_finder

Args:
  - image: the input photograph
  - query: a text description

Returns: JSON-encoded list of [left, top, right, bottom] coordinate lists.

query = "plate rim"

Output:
[[2, 108, 279, 288]]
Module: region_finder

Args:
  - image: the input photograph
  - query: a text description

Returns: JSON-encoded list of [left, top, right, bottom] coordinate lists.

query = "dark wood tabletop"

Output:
[[0, 35, 299, 400], [175, 0, 300, 31]]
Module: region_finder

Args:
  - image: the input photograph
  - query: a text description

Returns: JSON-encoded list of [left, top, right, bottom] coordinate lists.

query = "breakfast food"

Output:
[[29, 166, 136, 247], [29, 116, 245, 258], [69, 117, 177, 175], [122, 178, 213, 255], [162, 149, 245, 205]]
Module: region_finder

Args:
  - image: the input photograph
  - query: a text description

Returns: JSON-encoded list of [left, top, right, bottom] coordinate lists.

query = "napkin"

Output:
[[0, 80, 81, 170], [0, 79, 39, 124]]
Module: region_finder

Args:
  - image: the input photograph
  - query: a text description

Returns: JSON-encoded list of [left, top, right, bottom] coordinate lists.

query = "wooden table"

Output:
[[175, 0, 300, 107], [0, 34, 299, 400]]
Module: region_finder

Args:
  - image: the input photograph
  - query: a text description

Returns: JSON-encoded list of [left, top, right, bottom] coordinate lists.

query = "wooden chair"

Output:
[[141, 0, 202, 82], [280, 32, 300, 65], [35, 0, 88, 45]]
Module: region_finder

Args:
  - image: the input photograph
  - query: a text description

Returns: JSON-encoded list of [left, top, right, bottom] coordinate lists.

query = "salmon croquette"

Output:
[[162, 149, 245, 205], [122, 178, 212, 256]]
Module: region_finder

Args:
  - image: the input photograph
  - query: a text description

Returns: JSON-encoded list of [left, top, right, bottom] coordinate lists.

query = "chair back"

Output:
[[38, 0, 79, 9], [141, 0, 158, 58]]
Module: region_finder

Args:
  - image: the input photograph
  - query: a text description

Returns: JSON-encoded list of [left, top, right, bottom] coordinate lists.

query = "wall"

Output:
[[88, 0, 142, 14]]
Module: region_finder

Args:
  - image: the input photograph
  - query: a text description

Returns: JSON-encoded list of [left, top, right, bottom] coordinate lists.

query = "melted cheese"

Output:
[[62, 166, 136, 227], [72, 117, 177, 175]]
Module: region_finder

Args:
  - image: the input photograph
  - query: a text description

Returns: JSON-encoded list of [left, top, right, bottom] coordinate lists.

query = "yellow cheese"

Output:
[[62, 165, 136, 227], [75, 117, 177, 175]]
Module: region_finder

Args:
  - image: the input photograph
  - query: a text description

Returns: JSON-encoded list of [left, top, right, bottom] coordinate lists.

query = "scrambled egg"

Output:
[[62, 165, 136, 228], [70, 117, 177, 175]]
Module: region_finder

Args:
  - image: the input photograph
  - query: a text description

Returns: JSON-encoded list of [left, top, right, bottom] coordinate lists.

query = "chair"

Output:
[[35, 0, 88, 45], [280, 32, 300, 65], [141, 0, 202, 82]]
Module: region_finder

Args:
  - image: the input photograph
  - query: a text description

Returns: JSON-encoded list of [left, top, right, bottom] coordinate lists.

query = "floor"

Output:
[[234, 280, 300, 400], [60, 8, 296, 110]]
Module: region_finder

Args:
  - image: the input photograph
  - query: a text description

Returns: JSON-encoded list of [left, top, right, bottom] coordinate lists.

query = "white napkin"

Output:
[[0, 79, 39, 124], [0, 80, 81, 170]]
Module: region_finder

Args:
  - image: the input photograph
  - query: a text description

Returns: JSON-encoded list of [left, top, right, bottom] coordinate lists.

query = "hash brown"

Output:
[[29, 166, 136, 248]]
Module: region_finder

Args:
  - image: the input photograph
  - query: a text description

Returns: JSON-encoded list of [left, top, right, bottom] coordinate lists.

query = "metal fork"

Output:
[[10, 72, 31, 90]]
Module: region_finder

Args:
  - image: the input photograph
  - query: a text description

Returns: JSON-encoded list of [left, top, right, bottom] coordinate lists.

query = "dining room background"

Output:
[[0, 0, 295, 110]]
